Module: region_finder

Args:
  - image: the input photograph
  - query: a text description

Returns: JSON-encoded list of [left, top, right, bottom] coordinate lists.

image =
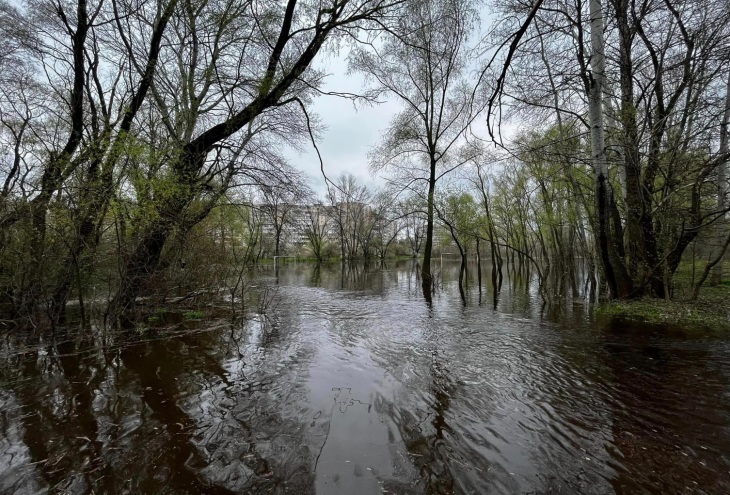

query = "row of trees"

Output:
[[1, 0, 505, 324], [204, 173, 425, 264], [1, 0, 728, 326], [496, 0, 730, 298], [357, 0, 730, 299], [0, 0, 406, 324]]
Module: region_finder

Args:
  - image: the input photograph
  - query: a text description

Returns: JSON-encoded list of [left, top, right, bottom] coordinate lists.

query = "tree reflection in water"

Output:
[[0, 261, 729, 494]]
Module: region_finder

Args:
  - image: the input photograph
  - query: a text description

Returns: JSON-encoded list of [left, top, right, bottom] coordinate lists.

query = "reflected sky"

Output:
[[1, 261, 729, 494]]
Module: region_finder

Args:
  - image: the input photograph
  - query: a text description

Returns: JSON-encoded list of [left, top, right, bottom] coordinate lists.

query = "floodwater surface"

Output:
[[1, 262, 730, 494]]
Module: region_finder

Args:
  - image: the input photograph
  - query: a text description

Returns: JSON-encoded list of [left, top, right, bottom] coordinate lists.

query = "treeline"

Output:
[[352, 0, 730, 301], [0, 0, 407, 325], [192, 173, 427, 264], [494, 0, 730, 301], [0, 0, 728, 327]]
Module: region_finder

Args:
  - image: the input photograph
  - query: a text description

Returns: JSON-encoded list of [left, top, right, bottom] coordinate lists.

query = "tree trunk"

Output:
[[421, 156, 437, 293], [615, 0, 644, 285], [710, 71, 730, 285], [588, 0, 632, 298], [476, 237, 482, 293], [107, 221, 175, 325]]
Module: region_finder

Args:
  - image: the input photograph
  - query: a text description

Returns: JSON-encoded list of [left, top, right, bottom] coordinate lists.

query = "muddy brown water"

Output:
[[1, 261, 729, 494]]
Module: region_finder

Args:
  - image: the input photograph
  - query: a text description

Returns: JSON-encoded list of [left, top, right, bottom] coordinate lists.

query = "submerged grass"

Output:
[[598, 283, 730, 332]]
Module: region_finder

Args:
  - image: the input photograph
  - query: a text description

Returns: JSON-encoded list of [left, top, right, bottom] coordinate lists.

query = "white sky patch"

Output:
[[285, 54, 401, 196], [286, 37, 523, 198]]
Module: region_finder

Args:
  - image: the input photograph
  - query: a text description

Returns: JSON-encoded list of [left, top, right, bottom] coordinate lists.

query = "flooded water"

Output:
[[1, 261, 730, 494]]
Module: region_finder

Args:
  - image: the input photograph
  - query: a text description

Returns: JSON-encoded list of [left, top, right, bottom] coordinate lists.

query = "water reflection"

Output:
[[602, 319, 730, 493], [1, 261, 729, 494]]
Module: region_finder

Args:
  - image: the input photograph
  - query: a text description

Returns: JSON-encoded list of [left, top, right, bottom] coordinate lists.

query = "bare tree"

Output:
[[303, 201, 332, 262], [492, 0, 730, 298], [371, 190, 403, 259], [105, 0, 401, 321], [351, 0, 478, 292], [327, 173, 371, 260], [0, 0, 182, 319], [587, 0, 632, 297], [258, 170, 311, 257]]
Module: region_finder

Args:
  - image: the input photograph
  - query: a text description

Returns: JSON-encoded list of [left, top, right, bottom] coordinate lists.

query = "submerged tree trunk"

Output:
[[421, 156, 437, 295], [106, 221, 176, 325], [587, 0, 632, 298], [614, 0, 645, 289], [476, 237, 482, 294]]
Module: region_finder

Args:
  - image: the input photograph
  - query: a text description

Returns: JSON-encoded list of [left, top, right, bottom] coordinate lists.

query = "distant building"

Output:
[[257, 203, 339, 255]]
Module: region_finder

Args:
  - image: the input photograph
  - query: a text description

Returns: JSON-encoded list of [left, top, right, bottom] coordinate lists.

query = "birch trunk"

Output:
[[588, 0, 632, 297], [710, 72, 730, 285]]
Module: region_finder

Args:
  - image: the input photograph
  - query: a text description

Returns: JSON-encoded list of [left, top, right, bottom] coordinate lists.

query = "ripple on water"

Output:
[[1, 262, 730, 494]]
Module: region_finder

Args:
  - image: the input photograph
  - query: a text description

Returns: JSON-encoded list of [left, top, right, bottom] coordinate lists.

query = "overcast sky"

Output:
[[285, 54, 401, 197], [289, 50, 512, 199]]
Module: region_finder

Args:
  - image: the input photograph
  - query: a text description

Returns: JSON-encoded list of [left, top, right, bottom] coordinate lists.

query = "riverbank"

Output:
[[598, 283, 730, 331]]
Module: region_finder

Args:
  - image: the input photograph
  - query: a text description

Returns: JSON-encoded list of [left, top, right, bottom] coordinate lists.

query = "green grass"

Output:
[[183, 310, 205, 320], [598, 283, 730, 331]]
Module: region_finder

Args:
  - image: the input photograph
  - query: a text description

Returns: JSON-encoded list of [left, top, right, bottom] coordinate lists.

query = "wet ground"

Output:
[[1, 261, 729, 494]]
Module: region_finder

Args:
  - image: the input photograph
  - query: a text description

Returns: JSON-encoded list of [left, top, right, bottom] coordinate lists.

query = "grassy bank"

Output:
[[598, 283, 730, 331]]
